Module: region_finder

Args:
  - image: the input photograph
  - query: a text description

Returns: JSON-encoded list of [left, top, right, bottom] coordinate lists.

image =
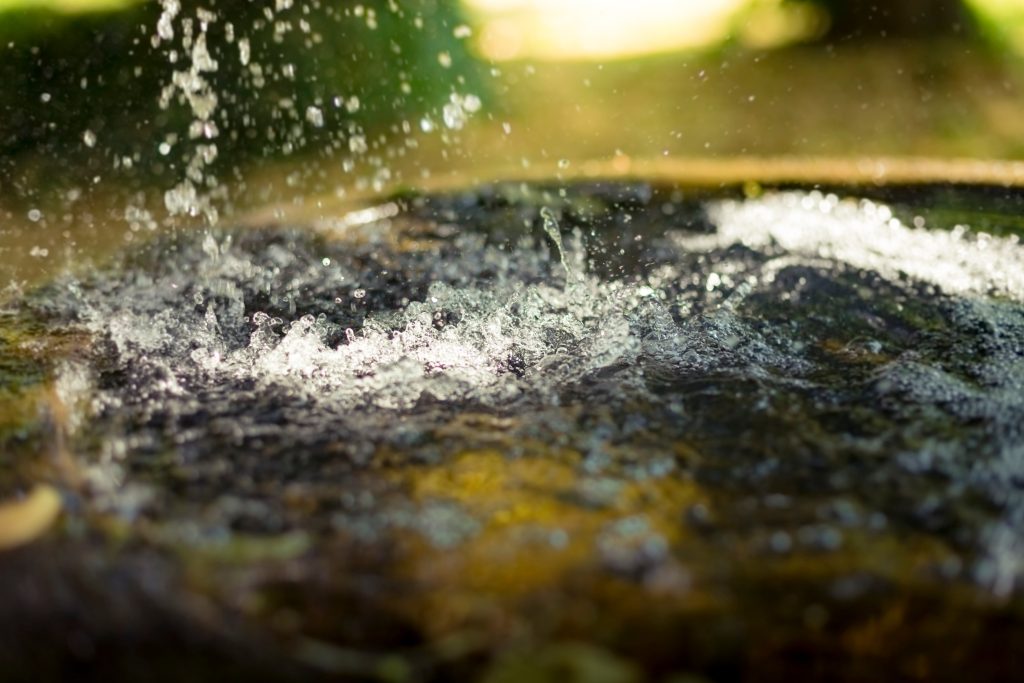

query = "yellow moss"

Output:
[[412, 449, 580, 518], [0, 384, 44, 434], [0, 318, 92, 487], [0, 484, 62, 551], [391, 447, 710, 637], [760, 531, 955, 584], [819, 338, 890, 365]]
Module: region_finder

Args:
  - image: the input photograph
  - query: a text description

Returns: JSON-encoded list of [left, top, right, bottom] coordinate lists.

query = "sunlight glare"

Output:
[[465, 0, 751, 61]]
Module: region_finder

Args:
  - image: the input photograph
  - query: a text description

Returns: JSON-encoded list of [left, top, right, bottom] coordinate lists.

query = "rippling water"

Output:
[[9, 181, 1024, 679]]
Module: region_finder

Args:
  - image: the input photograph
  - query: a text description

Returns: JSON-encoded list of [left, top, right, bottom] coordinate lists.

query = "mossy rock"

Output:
[[2, 180, 1024, 680]]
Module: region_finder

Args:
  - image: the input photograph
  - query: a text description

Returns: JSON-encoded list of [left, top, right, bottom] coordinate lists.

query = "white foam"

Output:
[[693, 191, 1024, 300]]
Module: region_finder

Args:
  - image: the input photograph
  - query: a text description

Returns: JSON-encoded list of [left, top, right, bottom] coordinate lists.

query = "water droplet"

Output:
[[156, 0, 178, 41], [305, 106, 324, 128], [442, 103, 461, 129], [27, 209, 42, 222], [441, 93, 481, 131], [348, 135, 368, 154]]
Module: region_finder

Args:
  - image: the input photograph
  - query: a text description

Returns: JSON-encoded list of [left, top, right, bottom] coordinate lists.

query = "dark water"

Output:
[[5, 181, 1024, 680]]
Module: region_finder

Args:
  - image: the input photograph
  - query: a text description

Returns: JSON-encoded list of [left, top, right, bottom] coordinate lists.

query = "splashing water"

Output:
[[7, 179, 1024, 680], [25, 182, 1024, 598], [140, 2, 485, 225], [155, 0, 222, 222], [539, 206, 571, 277], [8, 3, 1024, 678]]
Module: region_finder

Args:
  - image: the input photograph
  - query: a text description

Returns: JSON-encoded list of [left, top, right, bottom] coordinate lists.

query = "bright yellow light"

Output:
[[966, 0, 1024, 53], [736, 1, 829, 48], [465, 0, 752, 61], [0, 0, 136, 12]]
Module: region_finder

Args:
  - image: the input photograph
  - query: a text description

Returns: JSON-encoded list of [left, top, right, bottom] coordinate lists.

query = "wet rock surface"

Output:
[[3, 181, 1024, 681]]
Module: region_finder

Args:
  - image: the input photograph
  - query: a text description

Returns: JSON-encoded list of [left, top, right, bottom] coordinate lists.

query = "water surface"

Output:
[[3, 180, 1024, 680]]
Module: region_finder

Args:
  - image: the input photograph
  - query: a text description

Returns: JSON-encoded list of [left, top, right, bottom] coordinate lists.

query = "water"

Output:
[[539, 206, 571, 276], [5, 2, 1024, 679], [6, 180, 1024, 678], [146, 1, 482, 225]]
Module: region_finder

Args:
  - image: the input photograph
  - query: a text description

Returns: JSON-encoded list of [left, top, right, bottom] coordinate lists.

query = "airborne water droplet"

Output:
[[157, 0, 178, 41], [348, 135, 368, 154], [238, 37, 251, 66], [305, 106, 324, 128]]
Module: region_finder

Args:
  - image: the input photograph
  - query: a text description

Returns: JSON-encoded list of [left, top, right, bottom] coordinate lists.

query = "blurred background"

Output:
[[3, 0, 1024, 285]]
